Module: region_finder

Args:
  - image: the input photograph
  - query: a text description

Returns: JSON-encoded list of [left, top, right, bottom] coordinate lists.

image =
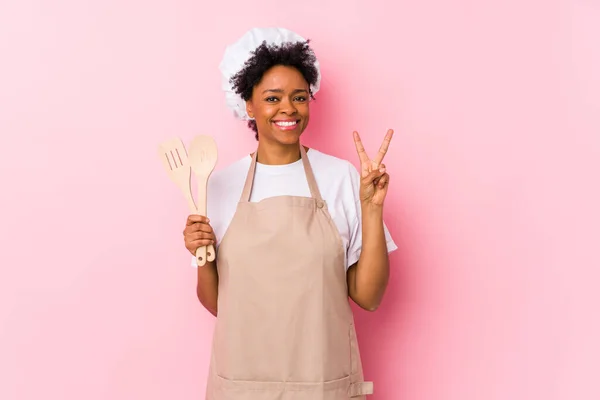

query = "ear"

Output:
[[246, 100, 254, 119]]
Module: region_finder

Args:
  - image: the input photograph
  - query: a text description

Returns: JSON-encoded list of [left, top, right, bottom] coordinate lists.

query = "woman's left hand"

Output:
[[353, 129, 394, 207]]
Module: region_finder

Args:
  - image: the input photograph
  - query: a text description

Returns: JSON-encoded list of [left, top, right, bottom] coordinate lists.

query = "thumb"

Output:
[[362, 165, 386, 185]]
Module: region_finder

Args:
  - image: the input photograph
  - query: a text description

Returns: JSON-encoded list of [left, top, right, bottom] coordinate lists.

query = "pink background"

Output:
[[1, 1, 599, 399]]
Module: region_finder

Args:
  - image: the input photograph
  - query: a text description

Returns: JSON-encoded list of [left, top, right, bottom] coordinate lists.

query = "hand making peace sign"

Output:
[[353, 129, 394, 207]]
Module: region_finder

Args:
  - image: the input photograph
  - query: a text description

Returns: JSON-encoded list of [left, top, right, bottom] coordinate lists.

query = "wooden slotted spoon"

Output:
[[188, 135, 218, 266], [158, 137, 215, 266]]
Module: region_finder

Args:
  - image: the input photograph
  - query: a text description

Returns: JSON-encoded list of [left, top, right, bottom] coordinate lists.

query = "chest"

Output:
[[249, 167, 311, 201], [211, 168, 354, 264]]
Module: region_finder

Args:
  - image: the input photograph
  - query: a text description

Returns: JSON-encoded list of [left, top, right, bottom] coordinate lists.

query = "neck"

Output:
[[255, 142, 304, 165]]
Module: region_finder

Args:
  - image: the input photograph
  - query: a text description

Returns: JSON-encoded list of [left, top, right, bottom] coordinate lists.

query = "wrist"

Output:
[[361, 201, 383, 213], [361, 202, 384, 221]]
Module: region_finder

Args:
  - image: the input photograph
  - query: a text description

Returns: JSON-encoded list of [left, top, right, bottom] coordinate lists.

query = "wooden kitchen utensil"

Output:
[[158, 137, 215, 267], [188, 135, 218, 264], [157, 137, 197, 215]]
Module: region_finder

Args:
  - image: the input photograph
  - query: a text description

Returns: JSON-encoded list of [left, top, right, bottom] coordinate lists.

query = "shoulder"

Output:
[[206, 155, 250, 225], [307, 148, 360, 179], [208, 154, 251, 189], [308, 148, 361, 191], [307, 149, 361, 213], [206, 155, 251, 210]]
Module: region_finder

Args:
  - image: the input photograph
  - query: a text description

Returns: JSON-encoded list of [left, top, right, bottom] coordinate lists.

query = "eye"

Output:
[[294, 96, 307, 102], [265, 96, 279, 102]]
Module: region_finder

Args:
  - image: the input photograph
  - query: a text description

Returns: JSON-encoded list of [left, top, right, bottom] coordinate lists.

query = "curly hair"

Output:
[[229, 40, 319, 140]]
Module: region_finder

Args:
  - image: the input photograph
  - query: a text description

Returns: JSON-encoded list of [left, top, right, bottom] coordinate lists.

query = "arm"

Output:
[[347, 129, 394, 311], [347, 204, 390, 311], [183, 214, 219, 316], [197, 260, 219, 316]]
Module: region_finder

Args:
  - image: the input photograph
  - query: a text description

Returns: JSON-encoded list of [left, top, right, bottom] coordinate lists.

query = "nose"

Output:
[[279, 98, 297, 115]]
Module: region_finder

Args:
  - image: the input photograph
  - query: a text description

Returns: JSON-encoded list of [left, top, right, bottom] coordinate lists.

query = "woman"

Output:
[[183, 27, 397, 399]]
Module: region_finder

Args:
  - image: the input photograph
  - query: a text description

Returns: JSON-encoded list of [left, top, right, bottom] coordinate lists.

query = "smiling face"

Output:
[[245, 65, 310, 146]]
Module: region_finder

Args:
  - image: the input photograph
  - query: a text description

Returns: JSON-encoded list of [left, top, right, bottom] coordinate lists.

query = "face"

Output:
[[246, 65, 310, 146]]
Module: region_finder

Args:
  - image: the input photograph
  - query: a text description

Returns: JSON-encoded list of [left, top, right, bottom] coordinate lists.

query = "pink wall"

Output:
[[1, 1, 599, 399]]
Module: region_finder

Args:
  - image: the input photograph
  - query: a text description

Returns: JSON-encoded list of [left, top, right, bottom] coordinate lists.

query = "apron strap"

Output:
[[299, 144, 324, 201], [240, 150, 258, 202], [239, 144, 324, 202]]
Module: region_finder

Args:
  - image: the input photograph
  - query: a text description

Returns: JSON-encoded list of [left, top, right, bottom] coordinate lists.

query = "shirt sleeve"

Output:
[[346, 163, 398, 269]]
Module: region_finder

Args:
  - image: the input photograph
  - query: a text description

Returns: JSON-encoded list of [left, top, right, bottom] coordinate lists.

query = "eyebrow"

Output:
[[262, 88, 308, 94]]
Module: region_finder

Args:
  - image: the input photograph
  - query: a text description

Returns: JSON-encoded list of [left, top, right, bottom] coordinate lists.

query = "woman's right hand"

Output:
[[183, 214, 216, 257]]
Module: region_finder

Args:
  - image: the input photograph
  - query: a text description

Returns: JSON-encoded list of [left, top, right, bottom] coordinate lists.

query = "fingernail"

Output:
[[379, 167, 386, 173]]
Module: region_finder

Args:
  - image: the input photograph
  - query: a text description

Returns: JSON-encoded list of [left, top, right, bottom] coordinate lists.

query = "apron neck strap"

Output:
[[240, 143, 323, 202]]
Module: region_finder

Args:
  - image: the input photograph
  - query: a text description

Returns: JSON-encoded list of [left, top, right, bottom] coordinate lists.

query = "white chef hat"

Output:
[[218, 27, 322, 120]]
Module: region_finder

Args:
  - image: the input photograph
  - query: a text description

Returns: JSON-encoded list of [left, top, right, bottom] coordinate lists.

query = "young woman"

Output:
[[183, 27, 397, 400]]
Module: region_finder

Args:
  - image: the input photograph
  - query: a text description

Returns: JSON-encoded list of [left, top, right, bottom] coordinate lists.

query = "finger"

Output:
[[365, 161, 386, 177], [192, 222, 213, 233], [188, 232, 216, 242], [373, 129, 394, 166], [377, 173, 389, 188], [373, 165, 386, 184], [362, 166, 387, 186], [187, 214, 210, 225], [353, 131, 370, 164], [189, 239, 215, 250], [189, 231, 216, 241], [183, 223, 213, 237]]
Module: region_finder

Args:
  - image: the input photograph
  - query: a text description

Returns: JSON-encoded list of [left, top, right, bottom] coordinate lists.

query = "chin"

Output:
[[275, 130, 303, 145], [270, 123, 305, 143]]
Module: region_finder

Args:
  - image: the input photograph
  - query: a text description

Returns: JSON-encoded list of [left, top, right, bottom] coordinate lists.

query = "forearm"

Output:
[[349, 204, 390, 311], [196, 260, 219, 317]]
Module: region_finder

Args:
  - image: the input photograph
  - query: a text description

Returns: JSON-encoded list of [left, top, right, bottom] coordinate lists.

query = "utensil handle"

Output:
[[178, 177, 210, 266], [195, 245, 207, 267], [195, 175, 215, 264], [182, 183, 197, 215], [206, 243, 216, 262]]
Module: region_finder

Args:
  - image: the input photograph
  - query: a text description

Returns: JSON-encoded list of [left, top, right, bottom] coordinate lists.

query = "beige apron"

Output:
[[205, 144, 373, 400]]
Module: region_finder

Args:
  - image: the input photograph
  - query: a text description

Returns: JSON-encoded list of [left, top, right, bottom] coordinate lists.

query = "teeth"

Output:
[[275, 121, 297, 127]]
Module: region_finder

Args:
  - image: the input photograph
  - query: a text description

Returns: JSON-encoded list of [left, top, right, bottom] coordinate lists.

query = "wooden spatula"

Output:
[[158, 137, 215, 267], [158, 137, 197, 214], [188, 135, 218, 264]]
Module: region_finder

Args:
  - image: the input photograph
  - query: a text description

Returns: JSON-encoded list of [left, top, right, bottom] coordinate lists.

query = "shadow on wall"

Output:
[[352, 193, 414, 400]]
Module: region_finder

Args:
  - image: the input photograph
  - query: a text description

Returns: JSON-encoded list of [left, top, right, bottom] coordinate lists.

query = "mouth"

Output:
[[272, 119, 300, 131]]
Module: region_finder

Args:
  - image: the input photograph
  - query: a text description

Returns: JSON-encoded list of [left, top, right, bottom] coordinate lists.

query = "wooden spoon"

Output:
[[188, 135, 218, 265]]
